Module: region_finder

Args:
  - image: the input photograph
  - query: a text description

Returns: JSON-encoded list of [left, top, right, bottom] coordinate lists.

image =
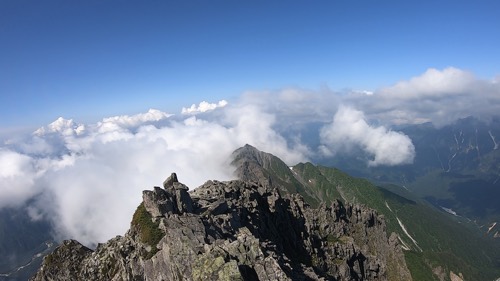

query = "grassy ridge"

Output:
[[292, 163, 500, 280], [131, 202, 164, 259]]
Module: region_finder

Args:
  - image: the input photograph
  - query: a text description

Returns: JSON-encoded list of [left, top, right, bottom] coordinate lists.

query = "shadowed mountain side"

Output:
[[0, 207, 56, 281]]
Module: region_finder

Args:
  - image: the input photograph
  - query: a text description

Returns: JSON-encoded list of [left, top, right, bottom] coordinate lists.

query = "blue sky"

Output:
[[1, 0, 499, 130]]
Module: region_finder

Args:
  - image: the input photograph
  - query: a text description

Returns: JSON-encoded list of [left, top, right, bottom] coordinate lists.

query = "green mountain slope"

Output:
[[232, 145, 500, 280], [302, 165, 500, 280], [319, 117, 500, 238]]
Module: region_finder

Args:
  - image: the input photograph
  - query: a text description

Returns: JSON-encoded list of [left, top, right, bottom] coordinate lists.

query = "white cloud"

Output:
[[239, 69, 499, 129], [320, 106, 415, 166], [34, 117, 84, 137], [0, 149, 38, 207], [239, 87, 339, 123], [100, 108, 172, 128], [223, 103, 309, 165], [348, 67, 500, 126], [181, 100, 228, 114], [1, 67, 498, 247], [379, 67, 475, 99], [0, 105, 309, 246]]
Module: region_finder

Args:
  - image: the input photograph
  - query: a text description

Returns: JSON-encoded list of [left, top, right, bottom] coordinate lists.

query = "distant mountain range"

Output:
[[318, 116, 500, 239], [23, 144, 500, 281], [0, 208, 55, 281]]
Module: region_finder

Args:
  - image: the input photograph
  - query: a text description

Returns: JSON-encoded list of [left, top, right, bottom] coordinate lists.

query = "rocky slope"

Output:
[[31, 172, 410, 280], [231, 144, 337, 207]]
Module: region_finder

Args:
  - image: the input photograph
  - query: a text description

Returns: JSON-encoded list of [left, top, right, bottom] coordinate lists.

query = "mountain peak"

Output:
[[31, 173, 411, 281], [242, 143, 256, 149], [231, 144, 291, 191], [232, 144, 262, 162]]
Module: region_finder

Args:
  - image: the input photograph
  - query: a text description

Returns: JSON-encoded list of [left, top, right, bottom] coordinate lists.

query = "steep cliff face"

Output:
[[31, 173, 410, 281]]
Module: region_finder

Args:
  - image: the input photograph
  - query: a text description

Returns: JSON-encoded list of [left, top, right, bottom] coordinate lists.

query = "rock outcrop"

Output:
[[31, 172, 410, 281]]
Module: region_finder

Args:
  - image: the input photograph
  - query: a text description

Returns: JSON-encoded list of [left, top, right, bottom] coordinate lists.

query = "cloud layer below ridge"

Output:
[[0, 102, 309, 245], [1, 67, 498, 246]]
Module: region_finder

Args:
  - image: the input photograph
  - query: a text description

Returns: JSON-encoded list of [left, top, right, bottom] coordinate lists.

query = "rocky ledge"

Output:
[[31, 173, 411, 281]]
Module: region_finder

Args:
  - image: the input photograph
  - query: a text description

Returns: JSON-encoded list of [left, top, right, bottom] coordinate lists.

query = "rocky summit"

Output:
[[31, 171, 411, 281]]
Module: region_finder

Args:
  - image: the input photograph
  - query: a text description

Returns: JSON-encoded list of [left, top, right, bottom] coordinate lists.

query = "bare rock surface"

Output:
[[31, 172, 410, 281]]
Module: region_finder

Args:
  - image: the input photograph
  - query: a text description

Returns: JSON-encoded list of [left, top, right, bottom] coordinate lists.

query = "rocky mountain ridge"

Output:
[[230, 145, 500, 280], [31, 171, 410, 280]]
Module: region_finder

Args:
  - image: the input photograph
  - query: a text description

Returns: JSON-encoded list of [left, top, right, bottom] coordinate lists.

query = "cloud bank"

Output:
[[0, 103, 308, 246], [1, 67, 499, 246], [347, 67, 500, 126], [320, 106, 415, 166]]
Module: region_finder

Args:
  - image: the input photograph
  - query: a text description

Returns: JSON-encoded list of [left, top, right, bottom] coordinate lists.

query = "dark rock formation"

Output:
[[232, 144, 322, 206], [31, 173, 411, 281], [145, 173, 193, 216], [162, 172, 178, 189]]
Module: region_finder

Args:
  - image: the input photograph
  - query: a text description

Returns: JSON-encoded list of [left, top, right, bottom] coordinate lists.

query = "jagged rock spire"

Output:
[[163, 172, 178, 189], [144, 173, 193, 217]]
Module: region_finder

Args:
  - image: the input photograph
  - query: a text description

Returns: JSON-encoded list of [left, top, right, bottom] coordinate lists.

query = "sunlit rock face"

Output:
[[31, 173, 410, 281]]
